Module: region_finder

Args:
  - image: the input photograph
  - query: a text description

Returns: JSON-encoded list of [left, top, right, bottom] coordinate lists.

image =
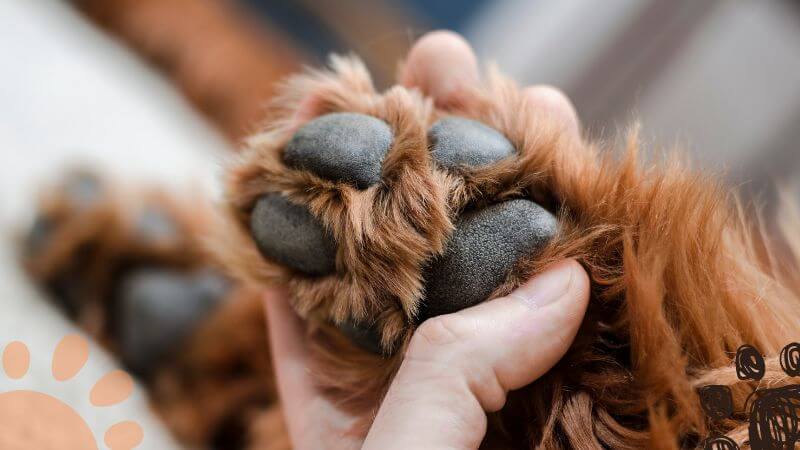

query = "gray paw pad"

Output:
[[428, 117, 516, 170], [336, 319, 383, 354], [420, 199, 558, 320], [250, 193, 337, 275], [283, 112, 393, 189], [135, 206, 178, 242], [25, 172, 104, 255], [64, 171, 103, 207], [118, 268, 229, 376], [24, 215, 54, 256]]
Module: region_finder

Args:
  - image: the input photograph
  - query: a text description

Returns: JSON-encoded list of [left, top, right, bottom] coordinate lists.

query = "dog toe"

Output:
[[283, 112, 393, 189], [428, 117, 516, 170], [250, 193, 337, 276]]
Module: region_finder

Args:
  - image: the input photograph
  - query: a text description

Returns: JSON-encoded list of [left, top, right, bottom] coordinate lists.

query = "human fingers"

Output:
[[363, 259, 590, 450], [401, 30, 479, 107], [522, 85, 580, 136], [264, 288, 320, 448]]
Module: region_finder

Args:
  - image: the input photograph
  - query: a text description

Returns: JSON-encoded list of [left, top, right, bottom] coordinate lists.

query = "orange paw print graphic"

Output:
[[0, 334, 143, 450]]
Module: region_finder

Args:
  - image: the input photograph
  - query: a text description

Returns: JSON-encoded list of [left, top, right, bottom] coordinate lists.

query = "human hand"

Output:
[[264, 30, 588, 450]]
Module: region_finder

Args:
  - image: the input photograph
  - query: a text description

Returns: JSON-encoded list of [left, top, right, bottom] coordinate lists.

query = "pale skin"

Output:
[[264, 30, 590, 450]]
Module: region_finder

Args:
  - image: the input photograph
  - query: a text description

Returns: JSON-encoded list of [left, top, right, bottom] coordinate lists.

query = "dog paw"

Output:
[[22, 172, 232, 370], [243, 114, 557, 350], [226, 61, 561, 353]]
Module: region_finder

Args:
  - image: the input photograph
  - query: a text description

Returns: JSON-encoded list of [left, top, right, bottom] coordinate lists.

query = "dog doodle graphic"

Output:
[[699, 342, 800, 450]]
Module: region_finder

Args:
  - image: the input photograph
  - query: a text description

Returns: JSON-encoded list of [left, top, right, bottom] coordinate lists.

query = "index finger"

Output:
[[263, 288, 320, 444]]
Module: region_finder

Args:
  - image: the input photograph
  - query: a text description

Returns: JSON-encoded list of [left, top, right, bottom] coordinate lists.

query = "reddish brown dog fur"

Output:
[[216, 56, 800, 449]]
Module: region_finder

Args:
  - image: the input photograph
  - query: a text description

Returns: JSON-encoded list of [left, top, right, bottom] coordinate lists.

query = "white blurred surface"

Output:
[[0, 1, 233, 448], [0, 0, 228, 226]]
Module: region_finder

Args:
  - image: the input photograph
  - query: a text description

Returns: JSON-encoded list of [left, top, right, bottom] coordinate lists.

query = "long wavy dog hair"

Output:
[[213, 55, 800, 449]]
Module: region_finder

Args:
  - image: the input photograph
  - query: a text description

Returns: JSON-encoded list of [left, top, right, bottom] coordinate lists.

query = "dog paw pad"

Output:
[[135, 206, 178, 242], [337, 320, 383, 354], [283, 112, 393, 189], [118, 269, 228, 376], [429, 117, 516, 170], [421, 199, 557, 320], [250, 193, 337, 275], [64, 171, 103, 207]]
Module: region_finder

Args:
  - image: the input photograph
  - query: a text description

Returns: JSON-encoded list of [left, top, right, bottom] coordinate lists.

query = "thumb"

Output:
[[363, 259, 590, 450]]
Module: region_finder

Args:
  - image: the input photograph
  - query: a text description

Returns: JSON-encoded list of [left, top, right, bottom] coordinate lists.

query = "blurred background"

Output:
[[0, 0, 798, 448], [3, 0, 800, 217]]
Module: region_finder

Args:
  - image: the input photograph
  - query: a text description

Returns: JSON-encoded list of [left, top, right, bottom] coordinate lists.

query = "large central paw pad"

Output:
[[421, 199, 557, 319]]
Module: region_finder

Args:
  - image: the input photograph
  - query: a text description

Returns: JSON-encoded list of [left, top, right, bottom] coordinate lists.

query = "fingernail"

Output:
[[508, 260, 575, 310]]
